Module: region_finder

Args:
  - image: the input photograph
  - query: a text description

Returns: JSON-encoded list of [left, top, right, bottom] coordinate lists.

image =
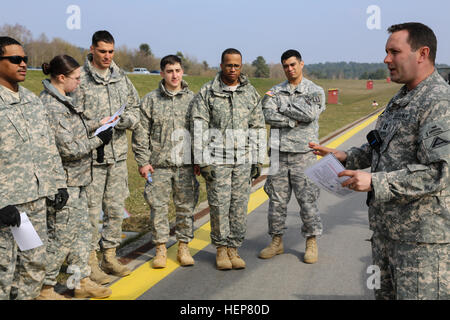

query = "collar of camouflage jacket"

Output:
[[84, 53, 124, 85], [41, 79, 78, 112], [393, 69, 442, 108], [159, 79, 190, 97], [211, 71, 250, 95], [0, 84, 25, 105], [277, 78, 307, 94]]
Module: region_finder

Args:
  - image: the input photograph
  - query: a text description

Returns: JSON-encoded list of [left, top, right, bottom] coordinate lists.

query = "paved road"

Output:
[[131, 119, 377, 301]]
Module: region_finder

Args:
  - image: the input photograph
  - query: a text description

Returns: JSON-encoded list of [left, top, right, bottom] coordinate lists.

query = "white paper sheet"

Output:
[[10, 212, 43, 251], [304, 153, 355, 198], [94, 103, 126, 136]]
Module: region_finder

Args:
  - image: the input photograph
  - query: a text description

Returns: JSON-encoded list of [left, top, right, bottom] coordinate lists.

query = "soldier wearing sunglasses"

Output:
[[0, 37, 67, 300]]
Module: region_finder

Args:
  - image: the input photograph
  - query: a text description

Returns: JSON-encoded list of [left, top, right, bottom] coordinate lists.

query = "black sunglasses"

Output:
[[0, 55, 28, 64]]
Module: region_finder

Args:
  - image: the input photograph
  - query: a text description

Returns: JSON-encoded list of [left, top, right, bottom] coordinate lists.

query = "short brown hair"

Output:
[[388, 22, 437, 65]]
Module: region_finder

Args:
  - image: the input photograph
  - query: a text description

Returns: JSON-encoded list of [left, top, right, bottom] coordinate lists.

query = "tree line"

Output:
[[2, 23, 448, 79]]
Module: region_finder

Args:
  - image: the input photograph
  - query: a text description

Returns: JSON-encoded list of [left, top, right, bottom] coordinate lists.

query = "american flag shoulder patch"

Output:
[[265, 90, 274, 97]]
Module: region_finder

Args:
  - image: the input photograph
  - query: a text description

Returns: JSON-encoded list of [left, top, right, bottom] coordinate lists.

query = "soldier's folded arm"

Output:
[[260, 93, 297, 128], [280, 90, 326, 123]]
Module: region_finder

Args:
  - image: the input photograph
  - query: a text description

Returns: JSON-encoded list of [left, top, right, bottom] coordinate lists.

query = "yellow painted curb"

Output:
[[96, 112, 380, 300]]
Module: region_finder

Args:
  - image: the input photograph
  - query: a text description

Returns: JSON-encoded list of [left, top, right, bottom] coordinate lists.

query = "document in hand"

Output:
[[10, 212, 43, 251], [304, 153, 355, 198], [94, 103, 127, 136]]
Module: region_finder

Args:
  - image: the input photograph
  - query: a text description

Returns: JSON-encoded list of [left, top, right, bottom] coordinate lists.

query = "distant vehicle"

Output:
[[132, 68, 150, 74]]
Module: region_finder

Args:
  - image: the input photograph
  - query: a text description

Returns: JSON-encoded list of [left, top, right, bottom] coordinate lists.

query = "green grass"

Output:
[[22, 71, 401, 233]]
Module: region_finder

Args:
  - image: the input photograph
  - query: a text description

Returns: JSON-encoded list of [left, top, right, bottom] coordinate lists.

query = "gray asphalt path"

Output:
[[138, 121, 376, 300]]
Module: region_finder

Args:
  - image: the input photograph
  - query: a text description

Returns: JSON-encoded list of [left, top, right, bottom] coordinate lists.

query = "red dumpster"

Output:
[[327, 88, 339, 104], [367, 80, 373, 90]]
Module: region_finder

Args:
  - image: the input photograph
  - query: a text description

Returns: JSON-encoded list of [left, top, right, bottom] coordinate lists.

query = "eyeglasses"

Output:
[[0, 55, 28, 64], [224, 64, 241, 70]]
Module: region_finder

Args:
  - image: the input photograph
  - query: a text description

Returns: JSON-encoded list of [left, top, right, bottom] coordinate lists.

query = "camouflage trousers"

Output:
[[144, 166, 199, 244], [44, 186, 91, 287], [371, 231, 450, 300], [264, 151, 322, 238], [87, 160, 129, 251], [205, 163, 252, 248], [0, 198, 47, 300]]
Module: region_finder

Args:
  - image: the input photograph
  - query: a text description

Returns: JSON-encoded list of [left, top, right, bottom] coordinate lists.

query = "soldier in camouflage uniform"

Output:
[[35, 55, 113, 300], [132, 55, 199, 269], [0, 37, 67, 300], [190, 48, 266, 270], [259, 50, 325, 264], [311, 23, 449, 300], [72, 31, 140, 283]]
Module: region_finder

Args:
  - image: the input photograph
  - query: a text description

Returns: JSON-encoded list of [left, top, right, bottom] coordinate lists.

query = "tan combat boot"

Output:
[[216, 246, 232, 270], [101, 248, 132, 277], [258, 235, 284, 259], [177, 241, 194, 266], [74, 277, 112, 299], [35, 285, 70, 300], [89, 250, 114, 284], [304, 236, 318, 264], [152, 243, 167, 269], [227, 247, 246, 269]]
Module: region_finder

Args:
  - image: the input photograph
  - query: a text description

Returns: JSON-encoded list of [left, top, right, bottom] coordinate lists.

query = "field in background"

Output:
[[22, 71, 401, 233]]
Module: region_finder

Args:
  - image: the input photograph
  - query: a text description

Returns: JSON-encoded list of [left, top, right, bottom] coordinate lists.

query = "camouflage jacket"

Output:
[[71, 54, 140, 164], [261, 78, 326, 153], [132, 79, 194, 168], [0, 84, 66, 208], [190, 72, 266, 166], [40, 79, 103, 187], [346, 70, 450, 243]]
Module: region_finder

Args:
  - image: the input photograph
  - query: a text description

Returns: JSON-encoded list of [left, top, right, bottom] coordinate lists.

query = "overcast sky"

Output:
[[1, 0, 449, 66]]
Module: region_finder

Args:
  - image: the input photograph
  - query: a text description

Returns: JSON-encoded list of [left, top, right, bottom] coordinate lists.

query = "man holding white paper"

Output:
[[310, 23, 449, 300], [0, 37, 67, 300], [72, 30, 140, 282]]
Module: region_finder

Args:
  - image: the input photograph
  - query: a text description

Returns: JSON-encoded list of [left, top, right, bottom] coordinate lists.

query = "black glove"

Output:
[[0, 205, 21, 227], [53, 188, 69, 210], [96, 145, 105, 163], [251, 164, 263, 180], [97, 127, 113, 145]]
